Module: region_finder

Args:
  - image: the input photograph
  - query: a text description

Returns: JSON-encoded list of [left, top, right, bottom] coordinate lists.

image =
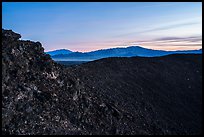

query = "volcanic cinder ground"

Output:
[[2, 29, 202, 135]]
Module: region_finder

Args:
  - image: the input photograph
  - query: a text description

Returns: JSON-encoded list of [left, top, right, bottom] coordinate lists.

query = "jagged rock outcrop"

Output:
[[2, 29, 21, 41], [2, 29, 134, 135], [2, 29, 202, 135]]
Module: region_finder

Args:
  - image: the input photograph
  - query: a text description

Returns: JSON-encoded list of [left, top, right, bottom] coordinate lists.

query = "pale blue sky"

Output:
[[2, 2, 202, 52]]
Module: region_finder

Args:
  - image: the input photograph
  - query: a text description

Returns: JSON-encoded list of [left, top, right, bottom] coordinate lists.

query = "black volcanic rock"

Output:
[[2, 29, 202, 135], [2, 29, 21, 41], [2, 29, 81, 135]]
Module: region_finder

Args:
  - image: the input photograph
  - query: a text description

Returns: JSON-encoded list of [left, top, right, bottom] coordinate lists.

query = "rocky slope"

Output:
[[2, 29, 202, 135]]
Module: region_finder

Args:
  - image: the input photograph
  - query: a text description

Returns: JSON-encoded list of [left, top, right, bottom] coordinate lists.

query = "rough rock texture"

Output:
[[2, 29, 202, 135]]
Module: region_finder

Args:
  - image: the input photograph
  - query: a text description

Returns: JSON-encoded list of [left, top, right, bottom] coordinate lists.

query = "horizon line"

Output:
[[45, 45, 202, 53]]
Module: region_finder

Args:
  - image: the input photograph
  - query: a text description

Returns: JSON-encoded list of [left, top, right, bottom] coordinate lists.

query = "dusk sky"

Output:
[[2, 2, 202, 52]]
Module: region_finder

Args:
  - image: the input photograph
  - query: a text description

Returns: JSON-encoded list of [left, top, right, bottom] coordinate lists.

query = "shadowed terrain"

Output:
[[56, 61, 88, 66], [2, 29, 202, 135]]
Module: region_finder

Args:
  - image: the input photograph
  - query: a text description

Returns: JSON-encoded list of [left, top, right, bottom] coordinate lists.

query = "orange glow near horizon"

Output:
[[46, 37, 202, 52]]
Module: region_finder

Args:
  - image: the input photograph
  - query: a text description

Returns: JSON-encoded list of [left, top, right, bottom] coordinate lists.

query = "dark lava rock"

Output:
[[2, 29, 21, 41], [2, 29, 202, 135]]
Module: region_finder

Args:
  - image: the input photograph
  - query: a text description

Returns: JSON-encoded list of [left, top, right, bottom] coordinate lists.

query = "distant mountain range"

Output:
[[46, 49, 72, 56], [46, 46, 202, 61]]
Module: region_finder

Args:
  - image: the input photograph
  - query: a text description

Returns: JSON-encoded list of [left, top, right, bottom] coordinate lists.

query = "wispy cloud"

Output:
[[115, 22, 200, 38], [137, 36, 202, 43], [128, 35, 202, 51], [141, 22, 199, 33]]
